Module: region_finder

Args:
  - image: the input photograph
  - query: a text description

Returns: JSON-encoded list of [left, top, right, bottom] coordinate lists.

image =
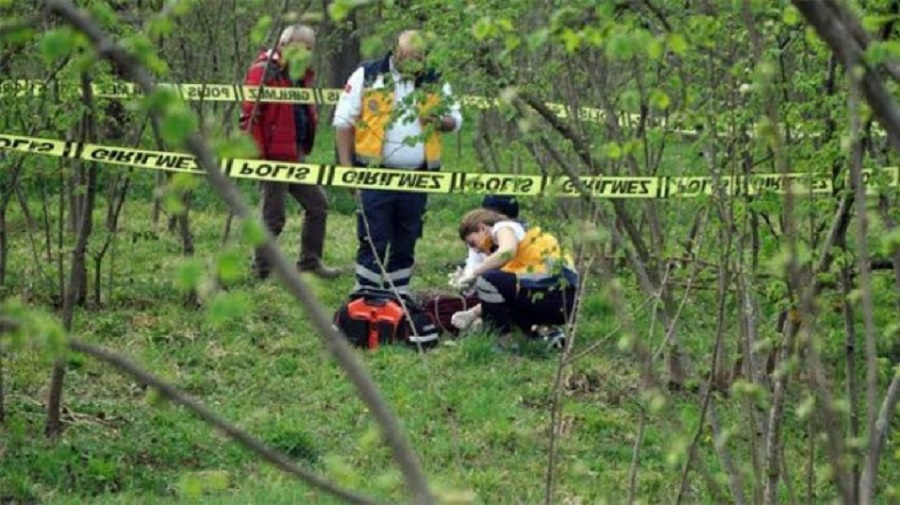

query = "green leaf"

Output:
[[147, 16, 175, 38], [472, 17, 494, 40], [251, 16, 272, 46], [214, 134, 259, 160], [175, 258, 204, 292], [207, 292, 249, 325], [283, 45, 312, 80], [605, 32, 633, 60], [361, 35, 385, 59], [650, 89, 671, 110], [0, 19, 35, 44], [39, 28, 76, 63], [796, 395, 816, 420], [240, 219, 267, 247], [161, 103, 197, 146], [89, 1, 118, 29], [526, 28, 549, 51], [170, 172, 199, 192], [620, 89, 640, 112], [667, 33, 688, 55], [866, 40, 900, 66], [647, 37, 664, 60], [328, 2, 349, 21], [216, 248, 244, 283], [177, 473, 204, 499], [603, 142, 622, 159], [328, 0, 370, 22], [163, 192, 186, 216], [783, 6, 800, 26], [560, 28, 581, 53]]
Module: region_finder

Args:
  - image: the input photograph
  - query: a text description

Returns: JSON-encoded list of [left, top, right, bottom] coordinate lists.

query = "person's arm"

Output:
[[440, 81, 463, 133], [239, 62, 271, 157], [463, 248, 484, 277], [335, 128, 355, 167], [305, 69, 318, 147], [333, 67, 364, 167], [471, 227, 518, 276], [423, 81, 463, 133]]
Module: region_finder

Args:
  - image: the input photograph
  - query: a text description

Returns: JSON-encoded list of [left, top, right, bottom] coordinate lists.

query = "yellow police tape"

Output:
[[4, 79, 892, 139], [1, 133, 897, 199], [1, 79, 620, 124]]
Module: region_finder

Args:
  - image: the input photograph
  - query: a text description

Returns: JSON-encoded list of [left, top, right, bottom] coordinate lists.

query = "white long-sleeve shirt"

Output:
[[333, 58, 463, 169]]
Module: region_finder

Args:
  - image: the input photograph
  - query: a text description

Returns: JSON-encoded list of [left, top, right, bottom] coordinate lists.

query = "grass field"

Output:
[[1, 125, 898, 504]]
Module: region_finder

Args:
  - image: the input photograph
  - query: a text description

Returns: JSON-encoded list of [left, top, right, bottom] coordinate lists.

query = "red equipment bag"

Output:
[[415, 290, 480, 336], [334, 289, 440, 350]]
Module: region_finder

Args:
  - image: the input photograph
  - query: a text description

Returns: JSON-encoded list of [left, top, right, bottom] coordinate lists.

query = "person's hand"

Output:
[[422, 114, 452, 132], [447, 267, 464, 288], [457, 273, 476, 290], [451, 308, 478, 330]]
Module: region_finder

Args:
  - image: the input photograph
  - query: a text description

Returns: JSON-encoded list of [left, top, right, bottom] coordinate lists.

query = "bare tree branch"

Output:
[[860, 372, 900, 504], [42, 2, 435, 503], [847, 70, 881, 505], [68, 339, 381, 505], [791, 0, 900, 152]]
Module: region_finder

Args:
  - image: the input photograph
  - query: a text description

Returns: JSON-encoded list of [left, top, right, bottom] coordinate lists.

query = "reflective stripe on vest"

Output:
[[354, 88, 443, 169]]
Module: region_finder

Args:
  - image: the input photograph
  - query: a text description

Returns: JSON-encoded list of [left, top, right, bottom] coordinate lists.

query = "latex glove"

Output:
[[457, 273, 477, 290], [447, 266, 465, 289], [451, 309, 478, 330]]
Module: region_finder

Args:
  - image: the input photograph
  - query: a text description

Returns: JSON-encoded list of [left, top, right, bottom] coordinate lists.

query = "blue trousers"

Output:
[[354, 189, 427, 295], [475, 269, 577, 335]]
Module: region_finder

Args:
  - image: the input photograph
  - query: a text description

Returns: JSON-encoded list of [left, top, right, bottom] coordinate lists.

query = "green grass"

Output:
[[2, 125, 898, 504]]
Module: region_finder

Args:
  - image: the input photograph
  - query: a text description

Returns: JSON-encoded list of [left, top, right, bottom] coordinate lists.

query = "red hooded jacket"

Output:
[[240, 49, 318, 161]]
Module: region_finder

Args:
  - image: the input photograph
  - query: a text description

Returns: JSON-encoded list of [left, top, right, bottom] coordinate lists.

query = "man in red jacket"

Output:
[[240, 25, 340, 280]]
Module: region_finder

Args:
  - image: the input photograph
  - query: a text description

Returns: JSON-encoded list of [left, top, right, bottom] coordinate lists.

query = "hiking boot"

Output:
[[299, 263, 343, 279]]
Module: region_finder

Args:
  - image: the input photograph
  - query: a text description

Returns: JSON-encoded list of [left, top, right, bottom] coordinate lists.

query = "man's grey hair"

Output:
[[279, 25, 315, 49]]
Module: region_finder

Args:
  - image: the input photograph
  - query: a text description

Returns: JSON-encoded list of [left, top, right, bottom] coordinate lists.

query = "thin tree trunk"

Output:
[[0, 339, 5, 424], [0, 163, 24, 287], [860, 374, 899, 503], [46, 71, 99, 439], [0, 205, 6, 287], [56, 161, 65, 310], [675, 258, 730, 505], [14, 186, 50, 288], [846, 69, 884, 505], [806, 418, 816, 505], [93, 174, 129, 306], [708, 399, 746, 505], [39, 178, 53, 262], [627, 411, 646, 504], [839, 240, 860, 504], [151, 171, 164, 226]]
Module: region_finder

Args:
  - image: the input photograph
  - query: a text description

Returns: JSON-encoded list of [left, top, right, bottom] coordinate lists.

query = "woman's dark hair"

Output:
[[459, 208, 508, 241]]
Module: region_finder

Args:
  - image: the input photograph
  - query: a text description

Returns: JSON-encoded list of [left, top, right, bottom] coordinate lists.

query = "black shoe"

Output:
[[298, 264, 343, 279]]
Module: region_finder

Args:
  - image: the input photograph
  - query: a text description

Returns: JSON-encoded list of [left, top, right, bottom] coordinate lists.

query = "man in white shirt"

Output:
[[333, 30, 463, 296]]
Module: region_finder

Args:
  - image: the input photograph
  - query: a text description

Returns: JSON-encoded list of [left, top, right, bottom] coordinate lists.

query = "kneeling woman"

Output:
[[452, 208, 578, 342]]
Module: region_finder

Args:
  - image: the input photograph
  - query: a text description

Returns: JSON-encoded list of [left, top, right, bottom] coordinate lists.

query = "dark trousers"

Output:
[[475, 270, 577, 335], [354, 188, 427, 295], [254, 181, 329, 275]]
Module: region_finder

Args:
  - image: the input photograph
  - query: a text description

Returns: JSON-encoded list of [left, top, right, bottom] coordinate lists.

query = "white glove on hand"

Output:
[[448, 267, 465, 289], [451, 309, 478, 330], [458, 273, 477, 290]]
